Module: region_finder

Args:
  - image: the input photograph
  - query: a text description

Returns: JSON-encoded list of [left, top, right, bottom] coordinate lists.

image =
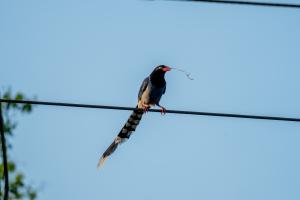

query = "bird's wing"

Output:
[[162, 83, 166, 94], [138, 77, 149, 101]]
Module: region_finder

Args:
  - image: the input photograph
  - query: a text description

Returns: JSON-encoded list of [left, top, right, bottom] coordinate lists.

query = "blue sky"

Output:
[[1, 0, 300, 200]]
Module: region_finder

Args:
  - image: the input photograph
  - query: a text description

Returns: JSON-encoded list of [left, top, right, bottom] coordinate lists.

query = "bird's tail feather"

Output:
[[97, 107, 144, 168]]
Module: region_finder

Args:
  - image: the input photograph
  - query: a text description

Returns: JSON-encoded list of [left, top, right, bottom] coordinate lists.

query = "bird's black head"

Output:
[[153, 65, 171, 73], [150, 65, 171, 87]]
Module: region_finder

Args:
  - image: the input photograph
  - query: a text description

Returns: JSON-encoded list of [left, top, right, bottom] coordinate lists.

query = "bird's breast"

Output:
[[138, 84, 164, 107]]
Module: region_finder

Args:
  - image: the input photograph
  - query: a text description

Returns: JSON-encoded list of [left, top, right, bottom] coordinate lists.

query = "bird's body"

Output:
[[138, 77, 165, 108], [98, 65, 171, 167]]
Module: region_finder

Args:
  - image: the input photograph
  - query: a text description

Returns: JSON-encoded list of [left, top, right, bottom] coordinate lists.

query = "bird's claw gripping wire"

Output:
[[142, 103, 150, 113], [160, 107, 167, 115]]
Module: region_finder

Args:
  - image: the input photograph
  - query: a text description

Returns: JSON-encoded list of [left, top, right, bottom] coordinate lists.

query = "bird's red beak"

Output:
[[162, 66, 171, 72]]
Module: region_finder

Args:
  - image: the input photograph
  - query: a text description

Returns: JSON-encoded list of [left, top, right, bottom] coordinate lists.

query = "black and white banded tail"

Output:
[[97, 107, 144, 168]]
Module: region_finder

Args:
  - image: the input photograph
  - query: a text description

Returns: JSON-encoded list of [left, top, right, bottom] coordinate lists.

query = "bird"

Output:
[[98, 65, 171, 167]]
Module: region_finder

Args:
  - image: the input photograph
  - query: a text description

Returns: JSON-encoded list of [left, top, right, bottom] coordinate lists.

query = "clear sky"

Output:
[[1, 0, 300, 200]]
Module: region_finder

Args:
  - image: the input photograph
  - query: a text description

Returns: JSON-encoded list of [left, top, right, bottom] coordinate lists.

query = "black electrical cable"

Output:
[[0, 99, 299, 122], [161, 0, 300, 9]]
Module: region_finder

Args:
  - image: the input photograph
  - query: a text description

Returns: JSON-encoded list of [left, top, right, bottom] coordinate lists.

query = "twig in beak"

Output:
[[171, 67, 194, 80]]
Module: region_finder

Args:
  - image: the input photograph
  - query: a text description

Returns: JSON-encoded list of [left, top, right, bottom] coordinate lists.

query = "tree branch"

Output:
[[0, 103, 9, 200]]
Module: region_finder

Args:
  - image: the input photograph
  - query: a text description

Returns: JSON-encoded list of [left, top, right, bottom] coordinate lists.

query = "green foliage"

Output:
[[1, 89, 37, 200], [2, 90, 32, 114]]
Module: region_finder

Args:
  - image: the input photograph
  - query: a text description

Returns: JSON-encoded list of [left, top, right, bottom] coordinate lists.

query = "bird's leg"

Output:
[[157, 103, 167, 115], [142, 102, 150, 113]]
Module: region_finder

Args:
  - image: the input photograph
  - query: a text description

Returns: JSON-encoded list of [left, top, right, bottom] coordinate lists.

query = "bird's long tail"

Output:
[[97, 107, 144, 168]]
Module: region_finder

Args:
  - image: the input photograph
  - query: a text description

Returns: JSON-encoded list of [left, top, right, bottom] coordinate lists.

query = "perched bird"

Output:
[[98, 65, 171, 167]]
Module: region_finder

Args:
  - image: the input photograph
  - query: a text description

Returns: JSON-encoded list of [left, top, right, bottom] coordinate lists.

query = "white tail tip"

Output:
[[97, 156, 108, 169]]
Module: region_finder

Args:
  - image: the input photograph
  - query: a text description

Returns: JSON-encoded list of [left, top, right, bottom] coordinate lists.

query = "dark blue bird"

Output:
[[98, 65, 171, 167]]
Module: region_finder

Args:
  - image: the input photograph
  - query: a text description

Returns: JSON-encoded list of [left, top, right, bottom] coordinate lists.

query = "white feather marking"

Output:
[[115, 136, 122, 143], [97, 156, 109, 169]]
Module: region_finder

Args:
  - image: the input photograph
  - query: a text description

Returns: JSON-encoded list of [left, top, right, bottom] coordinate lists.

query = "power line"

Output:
[[0, 103, 9, 200], [0, 99, 300, 123], [161, 0, 300, 9]]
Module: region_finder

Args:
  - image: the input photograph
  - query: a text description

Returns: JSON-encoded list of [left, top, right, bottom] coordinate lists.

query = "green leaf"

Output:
[[15, 93, 24, 100], [15, 173, 24, 187], [27, 188, 37, 200], [22, 104, 32, 113], [3, 90, 11, 99], [7, 162, 16, 172]]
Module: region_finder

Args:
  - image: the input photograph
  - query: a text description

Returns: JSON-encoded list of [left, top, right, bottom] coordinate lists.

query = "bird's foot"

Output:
[[142, 103, 150, 113], [160, 107, 167, 115]]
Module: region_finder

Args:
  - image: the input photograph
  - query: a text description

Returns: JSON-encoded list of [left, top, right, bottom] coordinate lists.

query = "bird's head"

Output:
[[151, 65, 171, 77], [153, 65, 171, 73], [150, 65, 171, 86]]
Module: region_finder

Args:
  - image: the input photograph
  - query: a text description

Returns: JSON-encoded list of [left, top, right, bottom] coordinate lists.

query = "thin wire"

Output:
[[0, 103, 9, 200], [0, 99, 299, 122], [160, 0, 300, 9]]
